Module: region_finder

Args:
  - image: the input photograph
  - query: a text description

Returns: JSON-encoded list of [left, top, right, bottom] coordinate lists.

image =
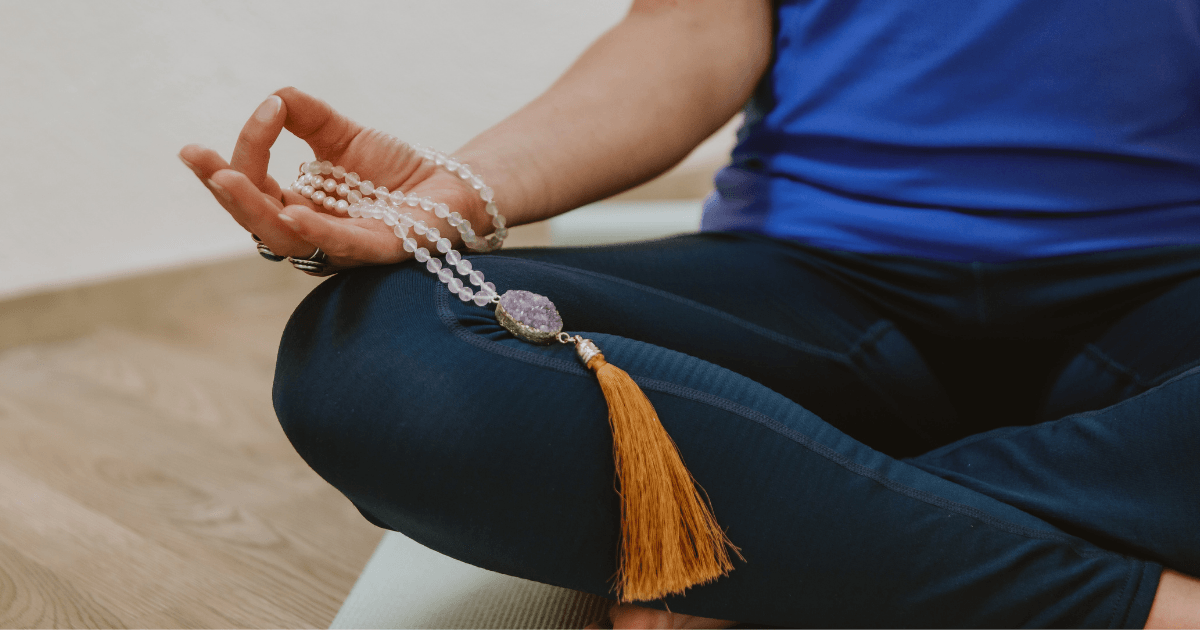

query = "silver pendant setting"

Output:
[[495, 290, 563, 344]]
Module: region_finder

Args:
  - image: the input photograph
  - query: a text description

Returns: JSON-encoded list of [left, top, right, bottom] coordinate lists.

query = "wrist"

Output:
[[414, 146, 509, 252]]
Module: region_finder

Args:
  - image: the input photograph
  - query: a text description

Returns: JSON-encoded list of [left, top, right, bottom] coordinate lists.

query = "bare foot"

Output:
[[1145, 568, 1200, 628], [585, 602, 735, 629]]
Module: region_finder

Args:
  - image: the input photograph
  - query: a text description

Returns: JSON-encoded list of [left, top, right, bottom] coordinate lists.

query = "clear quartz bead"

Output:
[[436, 238, 452, 253], [459, 219, 472, 233], [492, 215, 506, 228], [335, 199, 349, 213], [445, 250, 461, 265], [458, 165, 472, 179], [383, 212, 397, 226], [437, 267, 454, 283], [468, 270, 485, 286], [406, 193, 420, 207], [402, 238, 417, 252], [470, 176, 484, 190], [485, 202, 499, 216], [434, 203, 449, 219], [472, 292, 493, 306], [458, 286, 474, 302], [336, 183, 350, 197], [348, 204, 362, 218], [448, 212, 462, 227], [445, 159, 459, 172], [455, 259, 472, 274], [359, 181, 374, 195], [323, 196, 337, 210], [434, 154, 445, 166], [399, 214, 415, 228], [393, 224, 407, 238], [347, 190, 362, 204], [447, 278, 464, 293], [482, 281, 497, 296], [305, 161, 321, 174], [413, 221, 428, 235], [414, 248, 430, 263], [419, 198, 433, 211], [426, 227, 440, 241], [331, 165, 345, 178], [426, 258, 442, 273], [301, 185, 315, 197], [320, 161, 333, 174], [345, 172, 361, 186], [481, 186, 494, 202], [462, 233, 477, 245], [373, 185, 389, 198], [323, 179, 336, 193], [390, 192, 406, 206], [311, 190, 326, 203]]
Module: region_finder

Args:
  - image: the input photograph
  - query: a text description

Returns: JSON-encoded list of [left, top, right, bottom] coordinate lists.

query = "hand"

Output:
[[179, 87, 484, 270]]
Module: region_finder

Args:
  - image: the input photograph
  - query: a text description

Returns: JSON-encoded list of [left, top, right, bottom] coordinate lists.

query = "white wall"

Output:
[[0, 1, 652, 300]]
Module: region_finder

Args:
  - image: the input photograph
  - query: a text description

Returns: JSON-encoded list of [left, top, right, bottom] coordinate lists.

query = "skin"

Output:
[[180, 1, 1198, 627]]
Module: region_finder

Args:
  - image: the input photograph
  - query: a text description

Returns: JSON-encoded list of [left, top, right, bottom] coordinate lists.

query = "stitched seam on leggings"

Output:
[[1047, 363, 1200, 424], [474, 255, 851, 362], [1083, 344, 1150, 388], [1107, 560, 1138, 630], [1152, 356, 1200, 386], [1084, 344, 1200, 390], [841, 321, 918, 423], [435, 286, 1106, 555]]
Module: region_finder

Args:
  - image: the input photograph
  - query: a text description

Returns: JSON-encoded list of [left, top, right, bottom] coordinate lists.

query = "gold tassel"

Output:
[[573, 336, 740, 603]]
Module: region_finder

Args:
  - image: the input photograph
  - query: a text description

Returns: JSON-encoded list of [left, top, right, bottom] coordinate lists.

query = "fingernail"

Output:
[[178, 153, 196, 171], [278, 212, 296, 224], [254, 95, 282, 123], [206, 179, 232, 202]]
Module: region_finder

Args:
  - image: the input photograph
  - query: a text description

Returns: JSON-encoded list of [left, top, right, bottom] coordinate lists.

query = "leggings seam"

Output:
[[435, 285, 1111, 558]]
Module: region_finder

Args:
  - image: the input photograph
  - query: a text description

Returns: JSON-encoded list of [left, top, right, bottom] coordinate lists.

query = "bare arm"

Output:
[[180, 0, 772, 269], [456, 0, 773, 227]]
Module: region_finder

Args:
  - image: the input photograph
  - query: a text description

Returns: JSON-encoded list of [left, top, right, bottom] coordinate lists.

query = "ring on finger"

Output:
[[251, 234, 287, 262], [289, 247, 334, 277]]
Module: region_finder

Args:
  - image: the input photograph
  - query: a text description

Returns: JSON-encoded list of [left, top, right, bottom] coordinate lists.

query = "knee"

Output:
[[271, 265, 461, 513]]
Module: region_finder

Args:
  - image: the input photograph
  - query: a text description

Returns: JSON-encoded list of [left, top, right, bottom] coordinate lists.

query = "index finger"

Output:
[[275, 86, 363, 162], [229, 94, 285, 189]]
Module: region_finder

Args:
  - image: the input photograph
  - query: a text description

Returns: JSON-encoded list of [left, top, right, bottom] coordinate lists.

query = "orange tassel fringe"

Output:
[[576, 338, 740, 603]]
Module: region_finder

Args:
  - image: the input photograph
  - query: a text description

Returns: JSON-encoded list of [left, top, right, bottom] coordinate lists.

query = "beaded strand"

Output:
[[288, 153, 506, 306]]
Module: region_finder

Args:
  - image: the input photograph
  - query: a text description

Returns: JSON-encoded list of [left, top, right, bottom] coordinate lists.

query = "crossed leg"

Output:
[[273, 236, 1199, 627]]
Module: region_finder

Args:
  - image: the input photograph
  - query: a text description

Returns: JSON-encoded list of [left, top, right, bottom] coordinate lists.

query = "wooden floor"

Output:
[[0, 258, 385, 628]]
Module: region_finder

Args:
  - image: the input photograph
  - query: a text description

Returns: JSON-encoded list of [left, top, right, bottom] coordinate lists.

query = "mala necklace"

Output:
[[289, 150, 739, 603]]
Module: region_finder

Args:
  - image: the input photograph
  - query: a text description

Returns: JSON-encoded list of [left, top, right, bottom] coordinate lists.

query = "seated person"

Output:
[[181, 1, 1200, 626]]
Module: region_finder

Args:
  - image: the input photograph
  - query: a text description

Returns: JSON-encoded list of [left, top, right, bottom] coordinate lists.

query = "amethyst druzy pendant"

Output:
[[495, 290, 563, 344]]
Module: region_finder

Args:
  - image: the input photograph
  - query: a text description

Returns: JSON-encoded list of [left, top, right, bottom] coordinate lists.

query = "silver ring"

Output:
[[289, 247, 334, 277], [251, 234, 287, 262]]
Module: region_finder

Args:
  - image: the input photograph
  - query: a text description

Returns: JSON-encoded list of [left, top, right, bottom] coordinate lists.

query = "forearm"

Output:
[[452, 0, 772, 227]]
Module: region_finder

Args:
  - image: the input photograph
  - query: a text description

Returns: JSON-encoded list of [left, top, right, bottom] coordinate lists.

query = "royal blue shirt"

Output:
[[702, 0, 1200, 262]]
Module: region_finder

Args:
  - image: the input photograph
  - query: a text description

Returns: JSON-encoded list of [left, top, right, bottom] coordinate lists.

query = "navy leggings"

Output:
[[273, 233, 1200, 627]]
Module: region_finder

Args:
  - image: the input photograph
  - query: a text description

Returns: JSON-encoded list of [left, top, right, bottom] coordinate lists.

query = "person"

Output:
[[180, 1, 1200, 626]]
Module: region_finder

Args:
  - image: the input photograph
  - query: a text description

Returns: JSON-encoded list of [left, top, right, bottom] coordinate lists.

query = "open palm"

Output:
[[180, 87, 482, 270]]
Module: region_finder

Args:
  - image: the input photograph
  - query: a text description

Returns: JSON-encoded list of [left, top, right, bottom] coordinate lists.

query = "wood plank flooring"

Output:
[[0, 259, 385, 628]]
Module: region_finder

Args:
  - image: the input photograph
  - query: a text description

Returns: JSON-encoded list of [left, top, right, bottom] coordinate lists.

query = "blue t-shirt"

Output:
[[702, 0, 1200, 262]]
